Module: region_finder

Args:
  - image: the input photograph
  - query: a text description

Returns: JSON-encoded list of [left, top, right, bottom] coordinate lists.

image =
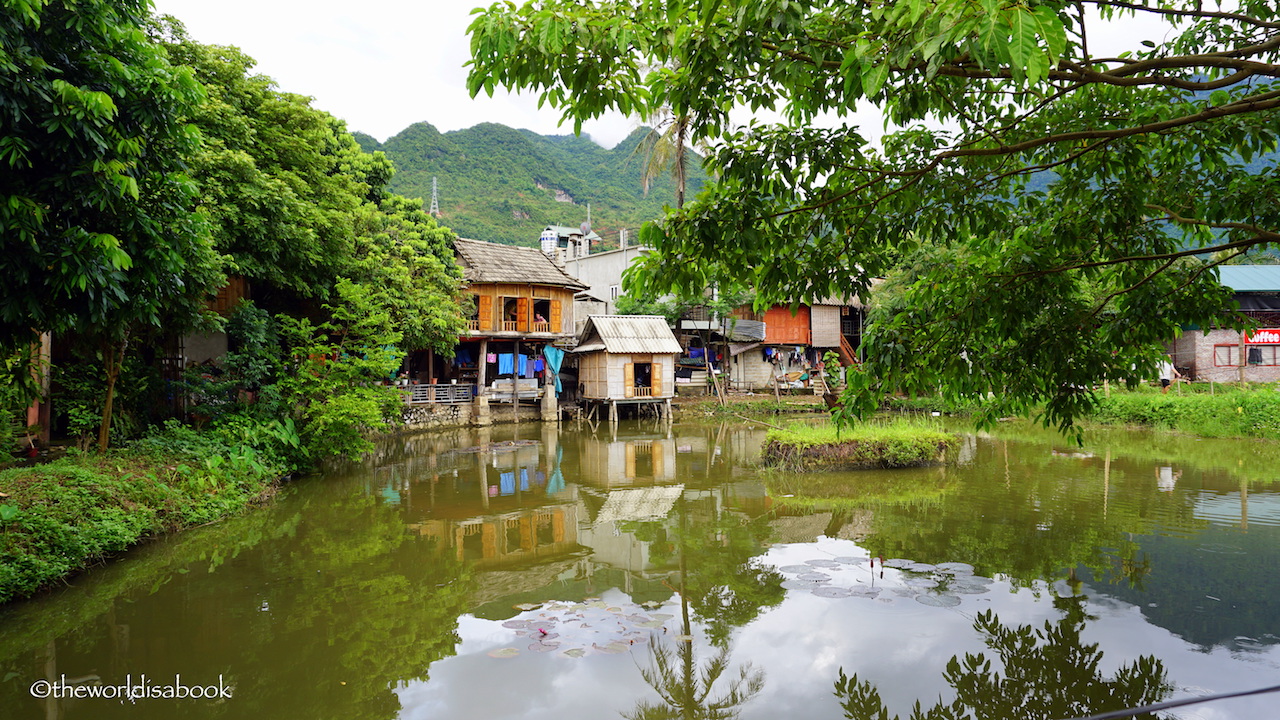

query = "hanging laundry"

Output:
[[533, 358, 545, 373], [486, 352, 497, 363], [499, 471, 515, 495], [454, 347, 473, 366], [498, 353, 515, 375]]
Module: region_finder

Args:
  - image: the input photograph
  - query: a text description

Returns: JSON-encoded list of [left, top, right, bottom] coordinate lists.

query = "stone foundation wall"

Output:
[[395, 400, 545, 432]]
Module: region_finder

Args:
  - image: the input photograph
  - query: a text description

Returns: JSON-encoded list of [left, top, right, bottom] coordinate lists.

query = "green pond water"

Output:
[[2, 419, 1279, 720]]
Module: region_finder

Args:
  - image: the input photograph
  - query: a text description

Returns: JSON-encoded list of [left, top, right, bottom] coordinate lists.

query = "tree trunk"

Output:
[[98, 336, 127, 452]]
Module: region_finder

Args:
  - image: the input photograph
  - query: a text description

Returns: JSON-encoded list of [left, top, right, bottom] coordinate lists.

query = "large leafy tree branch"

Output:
[[468, 0, 1280, 431]]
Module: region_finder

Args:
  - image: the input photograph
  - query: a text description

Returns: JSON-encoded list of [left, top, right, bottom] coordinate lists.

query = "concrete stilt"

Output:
[[473, 396, 492, 427]]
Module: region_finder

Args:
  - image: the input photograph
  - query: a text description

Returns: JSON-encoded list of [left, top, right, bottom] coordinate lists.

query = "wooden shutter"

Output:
[[624, 362, 635, 398], [626, 442, 636, 478], [550, 299, 563, 334], [652, 362, 663, 396], [478, 294, 493, 331], [517, 297, 530, 332]]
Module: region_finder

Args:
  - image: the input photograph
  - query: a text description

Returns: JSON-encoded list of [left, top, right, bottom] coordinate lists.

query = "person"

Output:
[[1158, 356, 1181, 393]]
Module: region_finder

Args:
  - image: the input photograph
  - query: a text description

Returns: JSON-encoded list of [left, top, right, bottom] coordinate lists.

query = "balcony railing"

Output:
[[632, 386, 654, 397], [531, 321, 551, 333], [401, 383, 476, 404], [501, 320, 519, 332], [467, 319, 480, 332]]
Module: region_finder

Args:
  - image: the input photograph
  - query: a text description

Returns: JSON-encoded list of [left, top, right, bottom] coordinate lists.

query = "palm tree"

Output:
[[622, 499, 765, 720], [636, 111, 694, 209]]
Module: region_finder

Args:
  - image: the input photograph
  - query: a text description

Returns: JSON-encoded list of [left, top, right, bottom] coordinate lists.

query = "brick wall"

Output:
[[1185, 328, 1280, 383]]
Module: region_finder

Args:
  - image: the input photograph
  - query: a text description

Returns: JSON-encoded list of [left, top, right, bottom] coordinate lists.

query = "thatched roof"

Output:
[[454, 238, 588, 289], [575, 315, 683, 354]]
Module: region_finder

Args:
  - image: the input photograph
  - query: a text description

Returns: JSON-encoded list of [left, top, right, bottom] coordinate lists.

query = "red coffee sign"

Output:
[[1246, 329, 1280, 344]]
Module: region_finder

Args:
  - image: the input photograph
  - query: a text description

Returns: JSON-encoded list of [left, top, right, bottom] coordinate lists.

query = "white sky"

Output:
[[149, 0, 1177, 149]]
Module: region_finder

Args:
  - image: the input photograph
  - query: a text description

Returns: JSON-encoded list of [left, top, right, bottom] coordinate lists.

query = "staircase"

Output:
[[838, 335, 859, 367]]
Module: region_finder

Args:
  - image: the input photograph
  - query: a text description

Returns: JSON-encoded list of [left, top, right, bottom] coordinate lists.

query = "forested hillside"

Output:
[[354, 122, 707, 247]]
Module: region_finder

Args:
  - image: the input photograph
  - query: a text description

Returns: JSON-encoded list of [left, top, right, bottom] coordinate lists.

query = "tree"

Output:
[[834, 600, 1171, 720], [2, 0, 224, 449], [468, 0, 1280, 432]]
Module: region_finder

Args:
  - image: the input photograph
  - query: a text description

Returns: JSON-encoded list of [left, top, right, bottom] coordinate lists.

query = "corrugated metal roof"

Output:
[[575, 315, 683, 354], [454, 238, 588, 289], [1217, 266, 1280, 292], [595, 486, 684, 523], [722, 319, 765, 342]]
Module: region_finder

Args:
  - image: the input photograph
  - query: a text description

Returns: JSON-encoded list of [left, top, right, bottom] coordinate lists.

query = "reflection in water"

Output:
[[625, 498, 766, 720], [3, 421, 1280, 719], [834, 597, 1171, 720]]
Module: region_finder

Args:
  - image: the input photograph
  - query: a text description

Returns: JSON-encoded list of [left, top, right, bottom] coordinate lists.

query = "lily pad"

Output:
[[488, 647, 520, 658], [562, 648, 587, 658], [948, 583, 990, 595], [781, 579, 824, 591], [778, 565, 813, 574], [915, 594, 962, 608], [848, 587, 883, 598], [593, 642, 628, 654], [905, 577, 939, 589], [812, 586, 854, 598], [649, 613, 674, 621], [937, 562, 975, 574], [637, 620, 666, 628], [834, 556, 868, 565], [514, 602, 542, 611], [528, 641, 561, 652], [502, 620, 531, 629], [806, 559, 842, 568], [905, 562, 938, 573], [882, 558, 913, 568], [797, 572, 831, 582]]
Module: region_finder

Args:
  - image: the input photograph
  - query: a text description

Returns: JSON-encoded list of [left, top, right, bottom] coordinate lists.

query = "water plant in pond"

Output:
[[762, 421, 958, 470], [833, 598, 1171, 720]]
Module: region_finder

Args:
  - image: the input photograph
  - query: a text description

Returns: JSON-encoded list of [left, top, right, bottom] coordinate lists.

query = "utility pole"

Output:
[[430, 176, 440, 217]]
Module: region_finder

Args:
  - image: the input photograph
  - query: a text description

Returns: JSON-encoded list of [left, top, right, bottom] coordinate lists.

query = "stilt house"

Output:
[[434, 238, 587, 403], [574, 315, 682, 420]]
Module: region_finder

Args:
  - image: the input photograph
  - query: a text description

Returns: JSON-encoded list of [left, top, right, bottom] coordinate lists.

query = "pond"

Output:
[[2, 418, 1279, 720]]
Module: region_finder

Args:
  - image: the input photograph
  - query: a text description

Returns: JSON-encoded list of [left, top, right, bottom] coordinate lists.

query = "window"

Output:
[[1214, 345, 1238, 367], [1217, 345, 1280, 366], [1248, 345, 1279, 366], [609, 285, 621, 300]]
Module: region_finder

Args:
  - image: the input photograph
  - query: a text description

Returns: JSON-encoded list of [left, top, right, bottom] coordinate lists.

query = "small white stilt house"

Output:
[[574, 315, 682, 420]]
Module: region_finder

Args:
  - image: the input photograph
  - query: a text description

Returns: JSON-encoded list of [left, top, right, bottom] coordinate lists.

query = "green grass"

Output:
[[762, 420, 959, 470], [1090, 385, 1280, 439], [0, 419, 297, 603]]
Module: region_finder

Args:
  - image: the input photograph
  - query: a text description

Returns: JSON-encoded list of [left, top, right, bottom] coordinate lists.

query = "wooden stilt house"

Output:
[[574, 315, 682, 420]]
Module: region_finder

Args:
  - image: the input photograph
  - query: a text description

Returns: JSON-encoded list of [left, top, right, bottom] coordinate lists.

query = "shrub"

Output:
[[762, 420, 959, 470]]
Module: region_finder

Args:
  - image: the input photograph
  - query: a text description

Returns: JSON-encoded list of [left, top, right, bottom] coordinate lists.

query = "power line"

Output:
[[1061, 682, 1280, 720]]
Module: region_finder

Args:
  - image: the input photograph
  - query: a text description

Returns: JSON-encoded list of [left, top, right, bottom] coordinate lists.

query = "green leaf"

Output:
[[861, 62, 889, 97]]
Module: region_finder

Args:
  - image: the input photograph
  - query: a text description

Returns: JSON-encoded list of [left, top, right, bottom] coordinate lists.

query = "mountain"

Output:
[[358, 122, 708, 247]]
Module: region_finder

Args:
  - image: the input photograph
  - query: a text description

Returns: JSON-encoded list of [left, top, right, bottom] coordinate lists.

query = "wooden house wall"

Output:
[[579, 352, 611, 399], [579, 352, 676, 400], [469, 283, 575, 334], [811, 305, 842, 347], [762, 305, 811, 345]]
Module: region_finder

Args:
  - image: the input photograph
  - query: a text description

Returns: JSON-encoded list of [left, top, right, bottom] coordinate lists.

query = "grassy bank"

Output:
[[1090, 385, 1280, 438], [0, 419, 300, 603], [762, 420, 959, 470]]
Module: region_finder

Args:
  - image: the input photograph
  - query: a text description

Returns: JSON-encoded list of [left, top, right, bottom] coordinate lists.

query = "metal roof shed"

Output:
[[574, 316, 680, 417]]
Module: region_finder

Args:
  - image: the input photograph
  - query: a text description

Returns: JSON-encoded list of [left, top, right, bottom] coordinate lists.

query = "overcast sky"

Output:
[[149, 0, 1178, 149], [150, 0, 642, 146]]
